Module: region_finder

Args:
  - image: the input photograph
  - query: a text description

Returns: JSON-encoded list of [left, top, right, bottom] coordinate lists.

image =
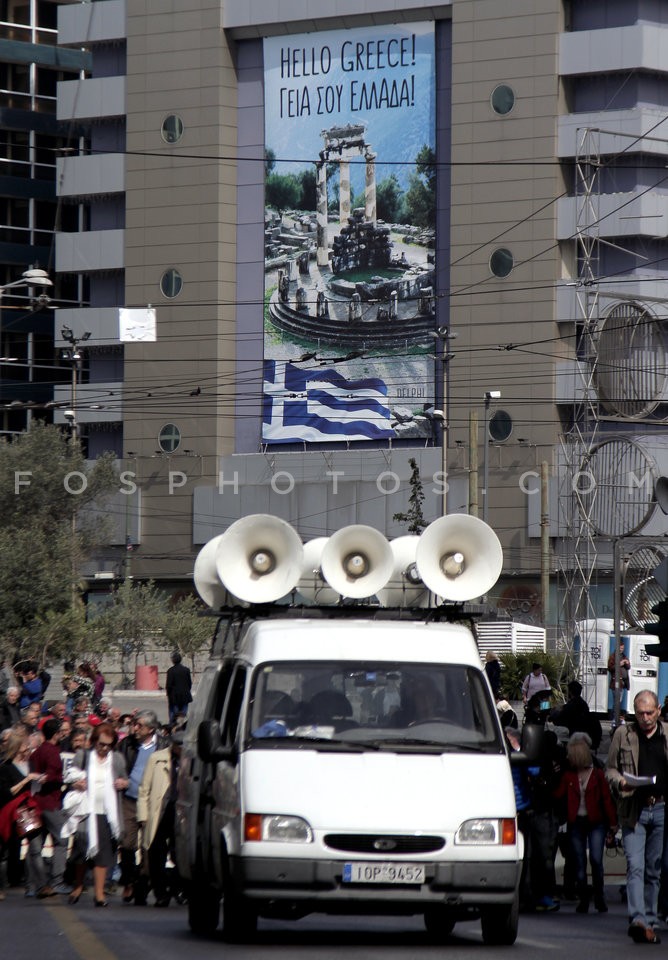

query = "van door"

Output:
[[175, 660, 234, 878], [211, 663, 248, 887]]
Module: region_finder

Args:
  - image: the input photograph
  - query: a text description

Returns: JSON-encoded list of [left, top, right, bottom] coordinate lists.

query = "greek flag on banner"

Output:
[[263, 360, 395, 443]]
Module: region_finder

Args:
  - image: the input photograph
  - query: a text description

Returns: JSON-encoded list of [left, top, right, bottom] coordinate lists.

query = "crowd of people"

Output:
[[0, 657, 189, 908], [488, 650, 668, 945]]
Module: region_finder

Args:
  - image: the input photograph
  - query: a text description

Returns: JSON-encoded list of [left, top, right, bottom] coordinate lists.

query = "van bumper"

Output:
[[230, 856, 520, 906]]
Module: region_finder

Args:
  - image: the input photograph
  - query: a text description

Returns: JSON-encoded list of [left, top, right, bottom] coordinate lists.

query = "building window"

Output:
[[489, 248, 514, 278], [160, 268, 182, 298], [158, 423, 181, 453], [161, 115, 184, 143], [489, 410, 513, 442], [490, 84, 515, 115]]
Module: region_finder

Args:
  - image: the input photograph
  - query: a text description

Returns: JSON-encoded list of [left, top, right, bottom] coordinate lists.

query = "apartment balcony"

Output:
[[58, 0, 126, 47], [57, 153, 125, 199], [57, 76, 125, 122], [53, 381, 122, 425], [558, 108, 668, 160], [556, 279, 668, 327], [56, 229, 124, 273], [560, 24, 668, 77], [55, 308, 120, 348], [557, 191, 668, 240]]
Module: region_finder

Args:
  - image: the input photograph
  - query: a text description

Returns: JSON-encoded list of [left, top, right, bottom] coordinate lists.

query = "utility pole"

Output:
[[60, 326, 91, 440], [431, 327, 457, 516]]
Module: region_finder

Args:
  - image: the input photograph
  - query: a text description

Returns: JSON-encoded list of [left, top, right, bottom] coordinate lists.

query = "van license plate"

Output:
[[342, 862, 425, 884]]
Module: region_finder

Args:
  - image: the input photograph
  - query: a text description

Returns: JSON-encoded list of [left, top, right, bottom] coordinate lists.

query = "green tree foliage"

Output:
[[393, 458, 427, 534], [376, 174, 404, 224], [158, 594, 214, 672], [497, 649, 568, 703], [297, 168, 317, 211], [29, 604, 89, 669], [90, 579, 167, 686], [265, 173, 301, 217], [0, 423, 117, 659], [403, 144, 436, 228], [265, 147, 276, 177]]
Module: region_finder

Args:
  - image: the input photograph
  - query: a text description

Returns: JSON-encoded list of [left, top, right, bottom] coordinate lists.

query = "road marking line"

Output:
[[46, 903, 119, 960]]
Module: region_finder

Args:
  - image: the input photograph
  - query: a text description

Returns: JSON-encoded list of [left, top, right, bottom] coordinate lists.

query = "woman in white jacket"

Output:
[[67, 722, 128, 906]]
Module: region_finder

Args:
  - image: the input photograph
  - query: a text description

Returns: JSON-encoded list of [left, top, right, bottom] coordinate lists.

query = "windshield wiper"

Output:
[[374, 738, 487, 752]]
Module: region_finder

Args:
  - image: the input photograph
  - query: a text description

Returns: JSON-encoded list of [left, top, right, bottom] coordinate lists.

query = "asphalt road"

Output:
[[0, 884, 638, 960]]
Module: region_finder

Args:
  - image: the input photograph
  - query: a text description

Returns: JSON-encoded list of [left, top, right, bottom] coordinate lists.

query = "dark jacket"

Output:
[[484, 660, 501, 698], [606, 720, 668, 827], [0, 698, 21, 731], [165, 662, 192, 707], [118, 732, 169, 778], [550, 696, 602, 749]]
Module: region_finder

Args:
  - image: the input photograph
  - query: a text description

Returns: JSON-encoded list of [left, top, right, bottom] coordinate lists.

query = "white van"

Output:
[[175, 611, 531, 945]]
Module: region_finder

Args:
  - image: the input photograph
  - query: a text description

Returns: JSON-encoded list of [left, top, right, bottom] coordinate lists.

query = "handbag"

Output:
[[14, 803, 42, 838]]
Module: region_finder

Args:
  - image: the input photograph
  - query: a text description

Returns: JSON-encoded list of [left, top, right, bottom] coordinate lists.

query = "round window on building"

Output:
[[488, 410, 513, 442], [158, 423, 181, 453], [160, 268, 182, 299], [489, 248, 514, 278], [161, 114, 184, 143], [491, 84, 515, 116]]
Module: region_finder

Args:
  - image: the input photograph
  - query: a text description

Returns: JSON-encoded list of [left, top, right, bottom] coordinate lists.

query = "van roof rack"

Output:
[[207, 602, 488, 659]]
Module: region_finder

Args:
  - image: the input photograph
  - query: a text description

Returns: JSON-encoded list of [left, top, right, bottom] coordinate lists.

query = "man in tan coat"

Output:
[[136, 730, 184, 907]]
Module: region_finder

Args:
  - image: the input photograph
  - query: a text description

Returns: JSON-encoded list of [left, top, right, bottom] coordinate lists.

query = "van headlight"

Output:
[[244, 813, 313, 843], [455, 818, 516, 845]]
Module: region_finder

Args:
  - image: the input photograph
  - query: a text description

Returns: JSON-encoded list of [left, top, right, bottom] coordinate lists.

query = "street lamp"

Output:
[[0, 269, 53, 427], [0, 268, 52, 345], [61, 327, 91, 440], [432, 327, 457, 515], [482, 390, 501, 525]]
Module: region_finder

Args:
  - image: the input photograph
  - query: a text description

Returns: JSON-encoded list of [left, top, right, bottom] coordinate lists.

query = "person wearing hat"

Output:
[[136, 729, 185, 907]]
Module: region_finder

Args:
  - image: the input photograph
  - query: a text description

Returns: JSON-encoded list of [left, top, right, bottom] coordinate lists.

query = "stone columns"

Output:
[[316, 158, 329, 267], [365, 149, 377, 224], [339, 157, 351, 224]]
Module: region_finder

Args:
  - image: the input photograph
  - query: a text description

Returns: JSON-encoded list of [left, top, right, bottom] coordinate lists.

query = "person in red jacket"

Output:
[[554, 733, 617, 914], [30, 718, 72, 894]]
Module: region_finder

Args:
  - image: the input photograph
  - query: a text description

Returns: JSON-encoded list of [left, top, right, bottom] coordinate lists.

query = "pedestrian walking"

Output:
[[165, 653, 192, 724], [606, 689, 668, 944]]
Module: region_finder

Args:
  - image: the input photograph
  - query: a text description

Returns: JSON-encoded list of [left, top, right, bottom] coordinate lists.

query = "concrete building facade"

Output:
[[48, 0, 668, 633]]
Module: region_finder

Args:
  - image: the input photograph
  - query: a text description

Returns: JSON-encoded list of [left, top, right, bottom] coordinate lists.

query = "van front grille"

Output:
[[324, 834, 445, 854]]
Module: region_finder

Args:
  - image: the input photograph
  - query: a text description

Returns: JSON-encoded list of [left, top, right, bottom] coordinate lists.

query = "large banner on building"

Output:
[[262, 23, 436, 445]]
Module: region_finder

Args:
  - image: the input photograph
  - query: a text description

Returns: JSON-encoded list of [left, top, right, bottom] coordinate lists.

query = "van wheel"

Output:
[[187, 874, 220, 935], [480, 893, 519, 945], [424, 905, 456, 940], [221, 883, 258, 943]]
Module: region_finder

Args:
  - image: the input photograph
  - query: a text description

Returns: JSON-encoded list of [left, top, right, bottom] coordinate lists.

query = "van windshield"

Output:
[[246, 661, 503, 753]]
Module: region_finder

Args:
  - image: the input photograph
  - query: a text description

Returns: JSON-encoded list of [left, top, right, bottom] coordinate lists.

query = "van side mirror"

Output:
[[508, 723, 544, 766], [197, 719, 236, 763]]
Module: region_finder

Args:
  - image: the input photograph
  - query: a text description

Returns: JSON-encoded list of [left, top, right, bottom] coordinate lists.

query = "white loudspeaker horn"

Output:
[[320, 524, 394, 599], [297, 538, 339, 605], [214, 514, 304, 604], [377, 536, 428, 608], [194, 534, 233, 609], [415, 514, 503, 602]]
